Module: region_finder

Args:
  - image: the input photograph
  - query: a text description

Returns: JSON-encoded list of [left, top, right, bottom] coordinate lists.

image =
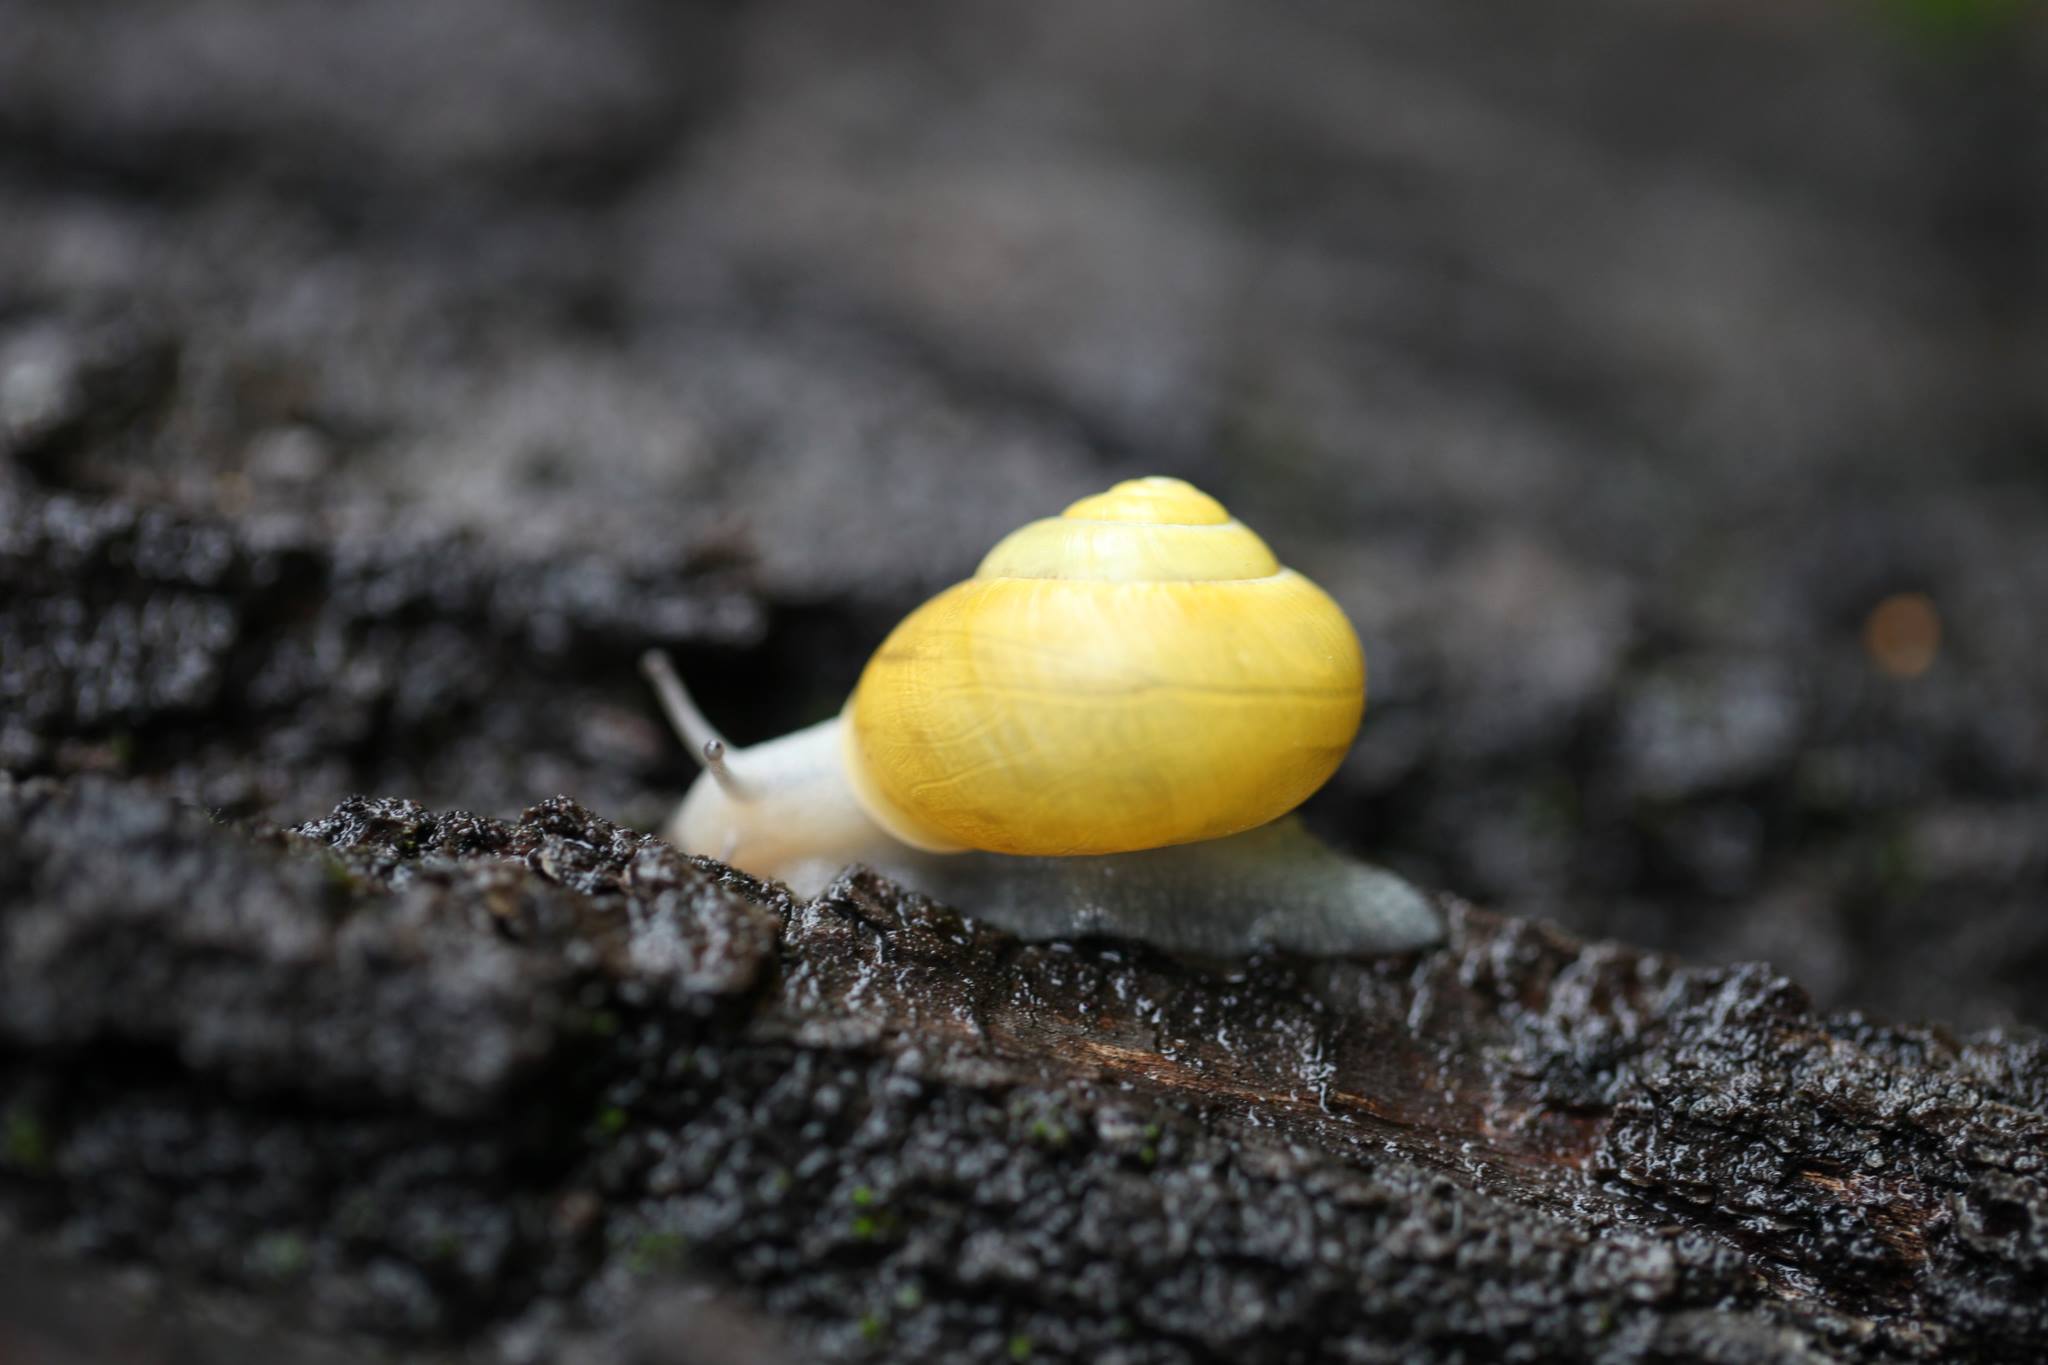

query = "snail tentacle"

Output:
[[646, 664, 914, 894], [641, 649, 756, 799], [698, 739, 754, 802]]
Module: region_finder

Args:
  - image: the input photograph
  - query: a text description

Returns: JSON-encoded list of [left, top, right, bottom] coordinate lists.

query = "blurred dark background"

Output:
[[2, 0, 2044, 1027]]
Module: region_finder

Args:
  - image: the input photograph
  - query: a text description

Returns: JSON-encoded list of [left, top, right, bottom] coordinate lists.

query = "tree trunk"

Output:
[[4, 779, 2043, 1363]]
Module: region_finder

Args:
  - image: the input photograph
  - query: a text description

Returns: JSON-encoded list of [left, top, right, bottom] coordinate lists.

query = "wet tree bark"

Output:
[[4, 2, 2048, 1360], [4, 780, 2043, 1364]]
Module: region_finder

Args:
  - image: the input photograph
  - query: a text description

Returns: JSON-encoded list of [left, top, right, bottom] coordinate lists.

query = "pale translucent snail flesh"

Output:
[[643, 476, 1441, 956]]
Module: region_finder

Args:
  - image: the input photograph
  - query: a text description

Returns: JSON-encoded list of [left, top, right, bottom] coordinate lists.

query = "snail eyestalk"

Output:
[[640, 649, 754, 799], [642, 648, 909, 892], [698, 738, 753, 802]]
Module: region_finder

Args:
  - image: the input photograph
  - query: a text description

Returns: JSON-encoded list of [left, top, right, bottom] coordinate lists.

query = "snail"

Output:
[[642, 476, 1441, 957]]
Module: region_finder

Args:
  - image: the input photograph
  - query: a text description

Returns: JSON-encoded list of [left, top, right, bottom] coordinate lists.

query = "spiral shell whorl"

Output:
[[1060, 476, 1228, 525], [845, 477, 1366, 857], [976, 476, 1280, 583]]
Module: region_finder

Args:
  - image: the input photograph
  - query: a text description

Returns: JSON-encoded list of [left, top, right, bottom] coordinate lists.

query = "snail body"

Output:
[[646, 477, 1440, 957]]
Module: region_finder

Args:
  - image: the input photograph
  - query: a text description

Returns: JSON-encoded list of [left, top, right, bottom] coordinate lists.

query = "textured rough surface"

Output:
[[3, 0, 2045, 1030], [4, 0, 2048, 1360], [0, 483, 761, 825], [5, 780, 2046, 1362]]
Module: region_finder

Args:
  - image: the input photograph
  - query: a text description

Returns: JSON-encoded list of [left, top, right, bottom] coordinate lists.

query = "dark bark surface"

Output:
[[4, 0, 2048, 1360], [4, 778, 2046, 1363], [5, 0, 2047, 1031]]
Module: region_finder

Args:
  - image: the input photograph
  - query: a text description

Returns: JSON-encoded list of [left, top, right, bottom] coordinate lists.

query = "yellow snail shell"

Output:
[[844, 476, 1365, 856], [643, 476, 1440, 956]]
